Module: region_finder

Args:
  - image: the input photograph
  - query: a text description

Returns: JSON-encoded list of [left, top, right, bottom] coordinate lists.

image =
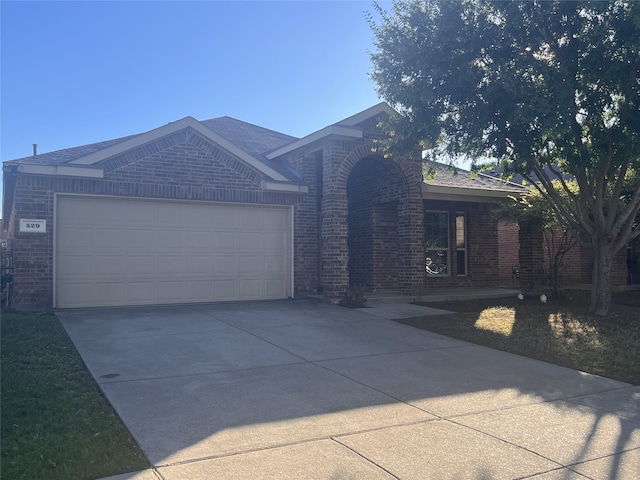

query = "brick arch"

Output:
[[331, 143, 424, 294], [335, 143, 421, 200], [320, 141, 425, 300]]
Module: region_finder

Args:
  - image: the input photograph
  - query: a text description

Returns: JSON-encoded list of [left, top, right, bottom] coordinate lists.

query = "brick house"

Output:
[[2, 103, 524, 310], [487, 166, 639, 291]]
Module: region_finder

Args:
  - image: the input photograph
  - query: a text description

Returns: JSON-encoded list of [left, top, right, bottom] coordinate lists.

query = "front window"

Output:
[[425, 211, 449, 275]]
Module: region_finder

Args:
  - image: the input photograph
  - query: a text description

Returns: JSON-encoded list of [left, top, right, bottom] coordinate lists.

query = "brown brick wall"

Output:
[[501, 222, 632, 290], [8, 131, 303, 309], [498, 220, 520, 286]]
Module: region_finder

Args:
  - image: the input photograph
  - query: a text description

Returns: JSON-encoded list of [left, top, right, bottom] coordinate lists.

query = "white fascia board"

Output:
[[423, 183, 523, 200], [68, 117, 198, 165], [337, 102, 398, 126], [266, 125, 363, 160], [69, 116, 290, 182], [260, 179, 309, 193], [17, 164, 104, 178]]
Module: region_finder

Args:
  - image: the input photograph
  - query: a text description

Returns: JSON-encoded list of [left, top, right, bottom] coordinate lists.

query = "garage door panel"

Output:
[[158, 281, 185, 302], [214, 232, 237, 249], [58, 282, 94, 306], [59, 227, 93, 248], [95, 256, 126, 276], [126, 229, 156, 249], [261, 209, 287, 229], [239, 256, 261, 275], [240, 233, 261, 250], [95, 228, 124, 248], [127, 202, 158, 225], [95, 201, 124, 224], [265, 279, 286, 297], [158, 255, 186, 275], [58, 255, 93, 276], [239, 279, 261, 298], [186, 280, 211, 300], [58, 201, 95, 224], [213, 207, 236, 226], [156, 231, 185, 249], [126, 282, 156, 303], [97, 282, 129, 305], [186, 231, 211, 250], [127, 255, 157, 276], [213, 280, 237, 300], [187, 256, 211, 275], [238, 209, 262, 227], [186, 204, 213, 226], [56, 196, 291, 307], [157, 204, 186, 226], [214, 256, 237, 274], [265, 256, 285, 275], [264, 232, 286, 251]]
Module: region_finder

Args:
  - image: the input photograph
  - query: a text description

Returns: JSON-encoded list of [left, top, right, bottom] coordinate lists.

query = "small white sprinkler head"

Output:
[[540, 294, 547, 303], [517, 293, 524, 300]]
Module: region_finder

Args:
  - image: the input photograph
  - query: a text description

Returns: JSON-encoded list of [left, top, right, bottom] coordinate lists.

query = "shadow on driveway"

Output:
[[57, 300, 640, 479]]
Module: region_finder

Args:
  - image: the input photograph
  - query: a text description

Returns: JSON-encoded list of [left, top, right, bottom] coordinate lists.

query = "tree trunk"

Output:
[[590, 240, 614, 316]]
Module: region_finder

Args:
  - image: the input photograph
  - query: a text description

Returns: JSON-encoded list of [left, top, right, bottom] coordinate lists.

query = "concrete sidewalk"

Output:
[[57, 300, 639, 480]]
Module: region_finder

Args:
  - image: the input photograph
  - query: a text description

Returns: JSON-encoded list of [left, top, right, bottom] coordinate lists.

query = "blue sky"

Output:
[[1, 0, 391, 206]]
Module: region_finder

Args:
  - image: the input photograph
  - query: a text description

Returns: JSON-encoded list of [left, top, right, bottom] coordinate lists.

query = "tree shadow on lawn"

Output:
[[408, 290, 640, 385]]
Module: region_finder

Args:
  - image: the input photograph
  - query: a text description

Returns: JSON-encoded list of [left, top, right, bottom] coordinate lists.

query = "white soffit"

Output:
[[68, 116, 290, 182]]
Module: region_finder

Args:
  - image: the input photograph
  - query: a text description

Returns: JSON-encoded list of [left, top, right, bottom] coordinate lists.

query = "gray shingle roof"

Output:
[[3, 135, 137, 166], [3, 116, 302, 181], [424, 161, 526, 194], [201, 116, 297, 159]]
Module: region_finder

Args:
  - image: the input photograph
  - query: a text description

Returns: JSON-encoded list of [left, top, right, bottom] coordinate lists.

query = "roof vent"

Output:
[[32, 144, 38, 156]]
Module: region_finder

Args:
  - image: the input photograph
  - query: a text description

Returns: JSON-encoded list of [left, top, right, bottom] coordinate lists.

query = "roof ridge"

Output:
[[200, 116, 298, 141]]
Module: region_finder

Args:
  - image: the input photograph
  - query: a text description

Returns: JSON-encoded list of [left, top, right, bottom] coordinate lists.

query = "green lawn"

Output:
[[408, 291, 640, 385], [1, 313, 149, 480]]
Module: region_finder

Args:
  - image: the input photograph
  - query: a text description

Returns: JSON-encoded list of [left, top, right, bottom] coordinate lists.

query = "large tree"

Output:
[[369, 0, 640, 315]]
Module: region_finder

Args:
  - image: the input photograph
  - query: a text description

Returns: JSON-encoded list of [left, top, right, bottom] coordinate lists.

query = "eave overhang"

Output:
[[260, 179, 308, 193], [422, 183, 525, 203], [16, 164, 105, 178]]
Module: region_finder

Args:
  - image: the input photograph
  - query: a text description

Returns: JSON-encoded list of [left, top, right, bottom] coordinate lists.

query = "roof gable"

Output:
[[265, 102, 396, 160], [68, 116, 291, 183]]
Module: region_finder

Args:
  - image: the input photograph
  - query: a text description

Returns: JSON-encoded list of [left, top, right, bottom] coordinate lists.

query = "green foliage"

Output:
[[339, 287, 368, 308], [369, 0, 640, 314], [1, 314, 149, 480], [498, 180, 579, 228]]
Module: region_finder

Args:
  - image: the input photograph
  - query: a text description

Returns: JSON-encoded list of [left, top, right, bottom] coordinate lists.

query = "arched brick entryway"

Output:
[[320, 143, 424, 299], [347, 155, 408, 290]]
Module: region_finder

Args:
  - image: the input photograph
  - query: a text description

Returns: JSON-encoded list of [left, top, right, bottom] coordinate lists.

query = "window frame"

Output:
[[456, 211, 467, 276], [424, 210, 450, 276]]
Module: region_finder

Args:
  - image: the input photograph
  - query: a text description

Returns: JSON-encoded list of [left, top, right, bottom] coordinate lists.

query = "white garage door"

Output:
[[55, 195, 292, 308]]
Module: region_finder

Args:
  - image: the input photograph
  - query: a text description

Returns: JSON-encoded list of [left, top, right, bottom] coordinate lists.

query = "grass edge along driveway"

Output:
[[1, 312, 149, 480]]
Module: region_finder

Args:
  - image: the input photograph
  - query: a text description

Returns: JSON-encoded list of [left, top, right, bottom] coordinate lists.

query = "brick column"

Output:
[[396, 156, 425, 294], [519, 218, 545, 293]]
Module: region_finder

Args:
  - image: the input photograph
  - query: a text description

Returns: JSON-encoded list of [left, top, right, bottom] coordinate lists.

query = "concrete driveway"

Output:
[[57, 299, 639, 479]]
